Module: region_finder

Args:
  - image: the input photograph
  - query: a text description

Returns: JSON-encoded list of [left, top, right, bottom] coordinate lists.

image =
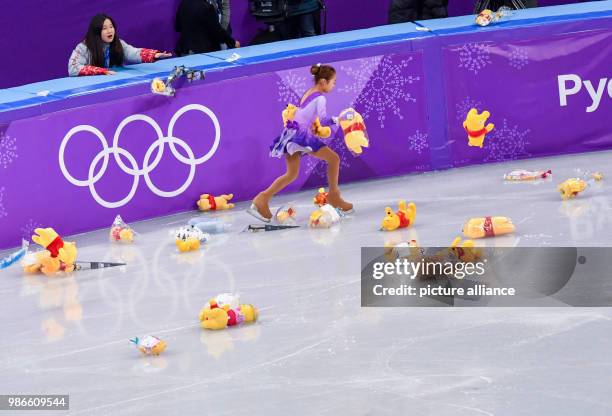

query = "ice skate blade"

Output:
[[246, 204, 271, 223]]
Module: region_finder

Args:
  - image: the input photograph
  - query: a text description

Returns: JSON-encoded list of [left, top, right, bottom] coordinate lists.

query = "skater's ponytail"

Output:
[[311, 63, 336, 83]]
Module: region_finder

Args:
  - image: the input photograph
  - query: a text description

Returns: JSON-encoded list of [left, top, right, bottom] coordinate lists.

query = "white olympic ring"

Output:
[[59, 104, 220, 208]]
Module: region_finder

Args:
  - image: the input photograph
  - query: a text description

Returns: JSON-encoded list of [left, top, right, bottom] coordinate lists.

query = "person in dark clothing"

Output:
[[388, 0, 449, 23], [474, 0, 538, 13], [174, 0, 240, 56], [278, 0, 322, 40]]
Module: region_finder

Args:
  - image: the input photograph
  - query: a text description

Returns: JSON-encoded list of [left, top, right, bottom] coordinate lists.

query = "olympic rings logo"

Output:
[[58, 104, 220, 208]]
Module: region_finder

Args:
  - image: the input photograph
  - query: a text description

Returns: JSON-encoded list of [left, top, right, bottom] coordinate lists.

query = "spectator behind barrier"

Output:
[[175, 0, 240, 56], [389, 0, 449, 23], [216, 0, 231, 31], [68, 14, 172, 76], [249, 0, 324, 44], [474, 0, 538, 13], [279, 0, 322, 39], [213, 0, 232, 50]]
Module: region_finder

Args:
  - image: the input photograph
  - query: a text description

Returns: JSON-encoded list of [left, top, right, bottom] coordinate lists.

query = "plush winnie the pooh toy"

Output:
[[282, 103, 331, 139], [463, 108, 494, 148], [197, 194, 235, 211], [23, 228, 78, 276], [557, 178, 587, 200], [313, 187, 328, 207], [381, 201, 417, 231], [462, 217, 514, 239], [339, 108, 369, 155], [449, 237, 482, 263], [199, 294, 258, 330]]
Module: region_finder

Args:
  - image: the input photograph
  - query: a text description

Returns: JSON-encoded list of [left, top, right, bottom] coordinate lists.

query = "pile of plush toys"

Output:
[[151, 65, 205, 97], [465, 106, 603, 203], [16, 226, 127, 276], [283, 104, 369, 155], [3, 93, 607, 360], [128, 293, 258, 357], [475, 6, 513, 26], [385, 236, 484, 280], [22, 228, 78, 276]]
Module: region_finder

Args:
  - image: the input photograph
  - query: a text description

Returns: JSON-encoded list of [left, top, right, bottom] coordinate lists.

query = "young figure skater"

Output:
[[248, 64, 353, 222], [69, 14, 171, 76]]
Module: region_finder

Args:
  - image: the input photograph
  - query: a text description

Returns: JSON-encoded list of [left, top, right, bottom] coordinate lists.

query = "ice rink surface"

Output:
[[1, 151, 612, 415]]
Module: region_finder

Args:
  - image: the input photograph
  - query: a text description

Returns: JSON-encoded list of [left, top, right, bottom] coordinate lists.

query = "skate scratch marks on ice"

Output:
[[71, 337, 332, 415]]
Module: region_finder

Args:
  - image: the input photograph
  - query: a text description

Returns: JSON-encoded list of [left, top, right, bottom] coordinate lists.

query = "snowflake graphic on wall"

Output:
[[458, 43, 492, 75], [0, 187, 6, 218], [341, 55, 420, 129], [277, 71, 308, 105], [339, 56, 383, 96], [302, 134, 352, 179], [508, 46, 529, 70], [0, 133, 18, 169], [455, 96, 483, 123], [408, 130, 429, 154], [20, 219, 43, 240], [484, 119, 531, 162]]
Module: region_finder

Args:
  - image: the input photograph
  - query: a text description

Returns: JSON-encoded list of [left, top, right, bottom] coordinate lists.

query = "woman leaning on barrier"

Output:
[[68, 14, 171, 76]]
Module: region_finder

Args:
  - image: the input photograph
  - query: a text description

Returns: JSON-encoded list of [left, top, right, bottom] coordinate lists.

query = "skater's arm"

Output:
[[315, 96, 338, 127]]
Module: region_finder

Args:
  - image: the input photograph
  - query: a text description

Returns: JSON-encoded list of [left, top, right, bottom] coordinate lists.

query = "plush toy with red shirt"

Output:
[[381, 201, 417, 231], [23, 228, 78, 276], [463, 108, 494, 148], [339, 108, 369, 155], [197, 194, 235, 211], [198, 294, 258, 330]]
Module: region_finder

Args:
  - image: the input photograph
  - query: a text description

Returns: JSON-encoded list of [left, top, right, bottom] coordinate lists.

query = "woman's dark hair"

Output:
[[84, 14, 124, 68], [310, 64, 336, 83]]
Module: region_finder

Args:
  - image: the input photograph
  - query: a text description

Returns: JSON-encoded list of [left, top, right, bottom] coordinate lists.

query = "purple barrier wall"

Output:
[[441, 28, 612, 167], [0, 0, 587, 89], [0, 51, 428, 248]]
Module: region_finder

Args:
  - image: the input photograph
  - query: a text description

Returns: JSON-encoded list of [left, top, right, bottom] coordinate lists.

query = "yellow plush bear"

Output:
[[557, 178, 587, 200], [463, 108, 494, 148], [449, 236, 482, 263], [199, 304, 258, 330], [282, 103, 331, 138], [176, 238, 200, 252], [199, 294, 258, 330], [381, 201, 417, 231], [197, 194, 235, 211], [462, 217, 514, 239], [24, 228, 78, 276], [339, 108, 369, 154], [282, 103, 297, 126], [311, 117, 331, 139]]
